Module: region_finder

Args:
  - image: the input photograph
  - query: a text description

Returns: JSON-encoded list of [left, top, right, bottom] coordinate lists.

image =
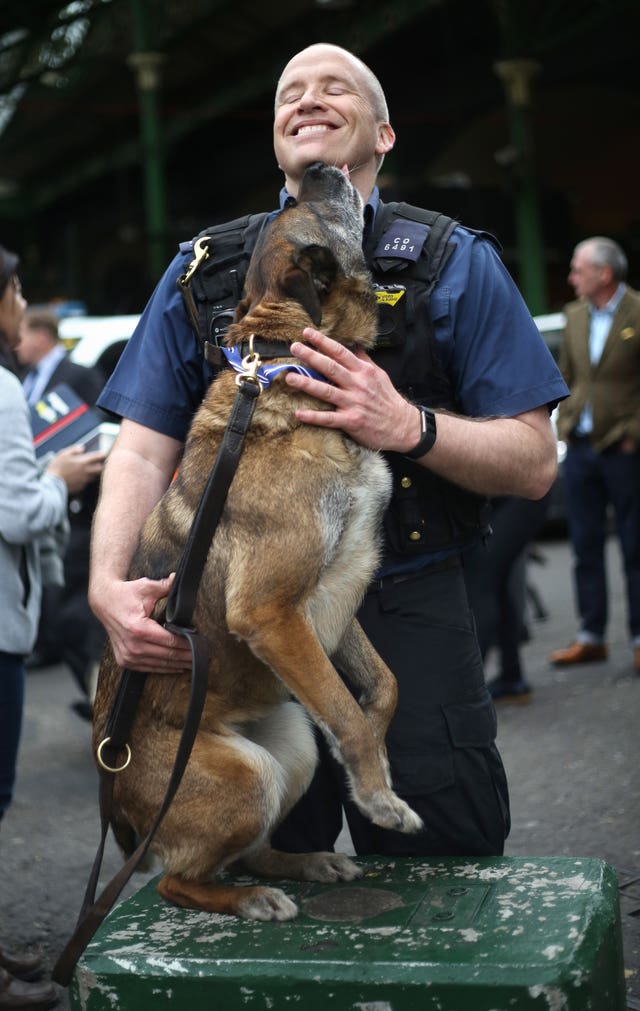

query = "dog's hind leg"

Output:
[[128, 727, 305, 921], [157, 875, 298, 921], [240, 701, 362, 885]]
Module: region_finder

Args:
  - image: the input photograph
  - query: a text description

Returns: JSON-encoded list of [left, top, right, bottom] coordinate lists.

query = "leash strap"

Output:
[[53, 627, 208, 986], [52, 376, 260, 987], [165, 376, 260, 627]]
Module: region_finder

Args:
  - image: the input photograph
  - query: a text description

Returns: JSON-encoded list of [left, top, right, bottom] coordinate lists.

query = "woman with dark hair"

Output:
[[0, 245, 104, 1009]]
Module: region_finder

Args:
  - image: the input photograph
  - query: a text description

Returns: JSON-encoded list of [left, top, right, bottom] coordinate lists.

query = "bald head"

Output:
[[276, 44, 390, 122]]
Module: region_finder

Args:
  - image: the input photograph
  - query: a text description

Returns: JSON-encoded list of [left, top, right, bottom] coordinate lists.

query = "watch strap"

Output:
[[405, 405, 437, 459]]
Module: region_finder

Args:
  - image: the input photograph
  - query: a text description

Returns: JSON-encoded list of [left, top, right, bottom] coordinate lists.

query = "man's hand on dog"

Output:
[[93, 573, 192, 673], [287, 327, 422, 454]]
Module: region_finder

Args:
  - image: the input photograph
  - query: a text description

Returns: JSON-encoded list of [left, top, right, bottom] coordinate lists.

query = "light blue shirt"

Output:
[[577, 283, 626, 434], [22, 344, 66, 406]]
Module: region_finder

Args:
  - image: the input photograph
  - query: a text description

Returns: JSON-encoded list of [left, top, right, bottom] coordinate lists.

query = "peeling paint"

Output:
[[542, 945, 565, 961], [458, 928, 481, 942], [352, 1003, 394, 1011], [528, 984, 569, 1010]]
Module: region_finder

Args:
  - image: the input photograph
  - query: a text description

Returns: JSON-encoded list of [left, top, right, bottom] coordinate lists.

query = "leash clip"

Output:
[[181, 236, 211, 286], [235, 334, 264, 389]]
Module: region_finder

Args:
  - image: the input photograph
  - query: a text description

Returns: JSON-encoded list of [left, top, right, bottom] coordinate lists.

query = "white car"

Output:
[[62, 314, 140, 379], [62, 310, 566, 380], [534, 312, 567, 529]]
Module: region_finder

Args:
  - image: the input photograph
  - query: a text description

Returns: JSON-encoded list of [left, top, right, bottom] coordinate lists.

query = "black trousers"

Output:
[[564, 441, 640, 640], [272, 559, 510, 858], [463, 494, 551, 681]]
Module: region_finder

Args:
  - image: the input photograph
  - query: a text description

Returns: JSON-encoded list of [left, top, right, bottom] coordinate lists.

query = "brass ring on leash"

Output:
[[96, 737, 132, 773]]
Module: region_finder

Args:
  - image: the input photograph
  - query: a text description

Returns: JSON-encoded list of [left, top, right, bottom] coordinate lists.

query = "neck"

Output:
[[591, 283, 619, 310]]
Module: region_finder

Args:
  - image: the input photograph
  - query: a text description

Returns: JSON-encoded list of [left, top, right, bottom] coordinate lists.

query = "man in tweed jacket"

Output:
[[550, 236, 640, 674]]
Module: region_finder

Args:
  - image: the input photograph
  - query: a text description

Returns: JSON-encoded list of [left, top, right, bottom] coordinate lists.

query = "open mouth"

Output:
[[294, 123, 335, 138]]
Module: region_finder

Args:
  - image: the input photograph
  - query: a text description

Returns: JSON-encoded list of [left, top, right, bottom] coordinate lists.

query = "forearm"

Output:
[[416, 407, 558, 500], [286, 331, 558, 502], [89, 424, 180, 597], [89, 450, 166, 597]]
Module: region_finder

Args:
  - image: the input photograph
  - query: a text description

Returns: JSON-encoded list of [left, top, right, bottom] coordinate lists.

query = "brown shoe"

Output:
[[0, 948, 43, 983], [0, 968, 58, 1009], [549, 642, 608, 666]]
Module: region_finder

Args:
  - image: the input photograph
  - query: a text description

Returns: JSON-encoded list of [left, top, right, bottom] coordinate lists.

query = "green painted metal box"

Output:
[[69, 856, 625, 1010]]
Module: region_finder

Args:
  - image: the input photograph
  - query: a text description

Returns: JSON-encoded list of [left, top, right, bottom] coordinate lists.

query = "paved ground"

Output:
[[1, 536, 638, 1009]]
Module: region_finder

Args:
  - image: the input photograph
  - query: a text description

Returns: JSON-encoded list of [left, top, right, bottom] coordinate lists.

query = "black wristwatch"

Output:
[[405, 405, 437, 459]]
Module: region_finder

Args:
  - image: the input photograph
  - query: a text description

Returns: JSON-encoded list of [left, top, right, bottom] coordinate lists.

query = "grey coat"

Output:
[[0, 366, 68, 655]]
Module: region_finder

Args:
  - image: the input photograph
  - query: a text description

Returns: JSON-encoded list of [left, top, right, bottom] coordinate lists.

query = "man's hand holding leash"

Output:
[[91, 572, 191, 673]]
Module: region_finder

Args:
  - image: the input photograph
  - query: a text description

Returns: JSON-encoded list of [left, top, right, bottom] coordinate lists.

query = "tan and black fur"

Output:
[[93, 163, 422, 922]]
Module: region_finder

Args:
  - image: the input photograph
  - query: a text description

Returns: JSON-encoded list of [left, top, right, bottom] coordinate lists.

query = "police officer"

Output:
[[89, 44, 567, 857]]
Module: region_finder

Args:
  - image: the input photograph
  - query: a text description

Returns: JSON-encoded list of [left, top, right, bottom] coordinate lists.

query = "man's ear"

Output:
[[280, 244, 338, 327], [375, 121, 396, 157]]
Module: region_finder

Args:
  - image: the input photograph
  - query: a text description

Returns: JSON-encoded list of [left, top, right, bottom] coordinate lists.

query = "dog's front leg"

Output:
[[242, 845, 362, 884], [230, 605, 422, 834], [332, 617, 398, 747]]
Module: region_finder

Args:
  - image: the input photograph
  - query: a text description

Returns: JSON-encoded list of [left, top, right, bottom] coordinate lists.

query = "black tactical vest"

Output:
[[178, 202, 491, 563]]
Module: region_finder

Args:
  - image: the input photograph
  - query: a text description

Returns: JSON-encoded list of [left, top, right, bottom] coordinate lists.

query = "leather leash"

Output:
[[52, 360, 261, 987]]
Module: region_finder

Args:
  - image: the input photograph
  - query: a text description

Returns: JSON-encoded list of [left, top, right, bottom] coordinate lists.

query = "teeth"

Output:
[[297, 124, 331, 136]]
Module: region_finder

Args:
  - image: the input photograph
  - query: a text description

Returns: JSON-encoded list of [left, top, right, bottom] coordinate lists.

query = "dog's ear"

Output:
[[280, 244, 338, 327]]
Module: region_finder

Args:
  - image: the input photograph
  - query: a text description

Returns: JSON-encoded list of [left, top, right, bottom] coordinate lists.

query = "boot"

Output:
[[0, 950, 43, 984], [0, 968, 58, 1009]]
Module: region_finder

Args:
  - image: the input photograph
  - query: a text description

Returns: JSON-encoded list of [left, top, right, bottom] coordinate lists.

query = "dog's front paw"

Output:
[[237, 886, 298, 921], [368, 791, 424, 834], [300, 851, 363, 883]]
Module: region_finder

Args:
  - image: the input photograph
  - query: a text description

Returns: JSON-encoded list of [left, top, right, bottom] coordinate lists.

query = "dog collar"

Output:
[[222, 345, 327, 389]]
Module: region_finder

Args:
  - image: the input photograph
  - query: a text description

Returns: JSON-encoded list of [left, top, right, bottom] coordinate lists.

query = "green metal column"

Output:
[[494, 57, 548, 315], [128, 0, 167, 280]]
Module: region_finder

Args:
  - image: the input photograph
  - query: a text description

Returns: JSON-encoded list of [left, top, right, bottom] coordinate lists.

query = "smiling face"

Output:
[[273, 45, 395, 201]]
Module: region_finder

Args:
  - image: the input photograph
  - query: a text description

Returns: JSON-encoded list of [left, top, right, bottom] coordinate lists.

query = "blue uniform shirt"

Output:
[[99, 191, 568, 441]]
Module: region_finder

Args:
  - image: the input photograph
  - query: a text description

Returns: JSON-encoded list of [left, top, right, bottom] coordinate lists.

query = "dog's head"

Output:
[[225, 163, 378, 350]]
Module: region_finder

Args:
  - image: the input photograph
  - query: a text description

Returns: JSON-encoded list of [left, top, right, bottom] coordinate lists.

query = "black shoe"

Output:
[[0, 967, 58, 1009], [24, 652, 59, 671], [70, 699, 93, 722], [0, 948, 43, 983], [488, 677, 532, 704]]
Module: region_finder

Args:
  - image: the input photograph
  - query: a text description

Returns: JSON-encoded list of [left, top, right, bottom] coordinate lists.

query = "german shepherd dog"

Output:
[[93, 163, 422, 922]]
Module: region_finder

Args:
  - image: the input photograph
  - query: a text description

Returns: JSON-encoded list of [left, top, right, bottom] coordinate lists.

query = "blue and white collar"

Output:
[[222, 345, 326, 389]]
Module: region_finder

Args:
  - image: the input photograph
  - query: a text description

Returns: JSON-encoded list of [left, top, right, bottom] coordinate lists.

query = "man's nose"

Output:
[[297, 87, 325, 110]]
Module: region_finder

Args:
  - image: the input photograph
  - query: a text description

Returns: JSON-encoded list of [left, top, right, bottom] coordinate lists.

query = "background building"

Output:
[[1, 0, 639, 315]]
